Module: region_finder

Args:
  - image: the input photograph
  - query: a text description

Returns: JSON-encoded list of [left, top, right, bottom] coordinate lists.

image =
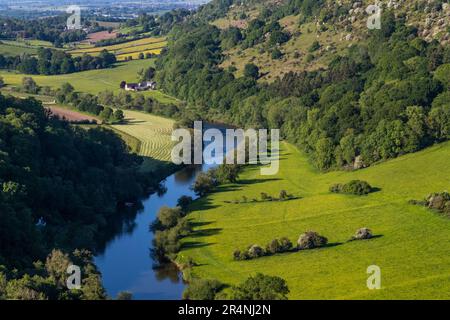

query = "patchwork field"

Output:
[[180, 141, 450, 299], [68, 37, 166, 60], [111, 109, 175, 170], [0, 59, 178, 104]]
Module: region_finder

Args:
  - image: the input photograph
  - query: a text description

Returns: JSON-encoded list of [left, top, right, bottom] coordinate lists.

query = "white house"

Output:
[[124, 81, 156, 92]]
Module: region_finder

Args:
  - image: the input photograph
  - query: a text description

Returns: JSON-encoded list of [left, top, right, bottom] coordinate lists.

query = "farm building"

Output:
[[124, 81, 156, 91]]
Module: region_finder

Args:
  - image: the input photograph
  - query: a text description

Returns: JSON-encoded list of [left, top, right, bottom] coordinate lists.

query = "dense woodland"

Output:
[[0, 16, 90, 46], [122, 9, 193, 37], [0, 48, 116, 75], [0, 94, 164, 298], [155, 1, 450, 170]]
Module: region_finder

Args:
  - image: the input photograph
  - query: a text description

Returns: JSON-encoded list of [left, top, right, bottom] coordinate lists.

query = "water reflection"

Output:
[[94, 124, 228, 300]]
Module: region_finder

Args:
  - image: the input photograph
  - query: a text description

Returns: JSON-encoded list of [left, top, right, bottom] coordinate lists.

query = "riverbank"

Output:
[[177, 141, 450, 299]]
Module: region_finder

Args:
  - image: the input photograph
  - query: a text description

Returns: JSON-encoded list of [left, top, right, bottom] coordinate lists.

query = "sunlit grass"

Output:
[[180, 141, 450, 299]]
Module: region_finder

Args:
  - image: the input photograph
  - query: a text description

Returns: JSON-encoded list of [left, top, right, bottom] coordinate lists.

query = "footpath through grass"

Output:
[[180, 141, 450, 299]]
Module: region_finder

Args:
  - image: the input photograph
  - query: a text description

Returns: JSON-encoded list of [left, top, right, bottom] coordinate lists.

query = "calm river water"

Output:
[[95, 124, 226, 299]]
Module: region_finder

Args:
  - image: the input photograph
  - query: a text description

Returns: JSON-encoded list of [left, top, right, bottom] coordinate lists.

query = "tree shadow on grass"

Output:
[[188, 220, 214, 228], [238, 178, 282, 185], [190, 197, 221, 211], [190, 228, 222, 238], [181, 241, 214, 250], [371, 187, 382, 193], [321, 242, 343, 249], [347, 234, 384, 243]]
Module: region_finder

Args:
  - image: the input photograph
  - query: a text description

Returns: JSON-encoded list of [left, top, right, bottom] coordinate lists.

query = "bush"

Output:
[[279, 237, 293, 251], [229, 273, 289, 300], [193, 172, 217, 196], [351, 228, 373, 240], [308, 41, 320, 52], [279, 190, 289, 200], [343, 180, 373, 195], [266, 239, 282, 254], [265, 238, 292, 254], [233, 249, 250, 261], [330, 180, 373, 195], [248, 245, 265, 259], [297, 231, 328, 250], [260, 192, 270, 201], [215, 164, 241, 183], [271, 48, 283, 60], [244, 63, 259, 79], [183, 279, 223, 300], [157, 206, 183, 229], [177, 195, 193, 212]]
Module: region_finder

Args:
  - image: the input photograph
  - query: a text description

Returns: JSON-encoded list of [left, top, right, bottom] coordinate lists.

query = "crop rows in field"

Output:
[[111, 110, 174, 162]]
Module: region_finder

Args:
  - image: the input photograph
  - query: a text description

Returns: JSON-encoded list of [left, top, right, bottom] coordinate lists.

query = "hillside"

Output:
[[0, 59, 177, 105], [180, 141, 450, 299], [204, 0, 450, 81]]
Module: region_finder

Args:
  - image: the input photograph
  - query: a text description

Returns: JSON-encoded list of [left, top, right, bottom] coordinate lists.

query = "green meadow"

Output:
[[0, 59, 178, 104], [180, 141, 450, 299]]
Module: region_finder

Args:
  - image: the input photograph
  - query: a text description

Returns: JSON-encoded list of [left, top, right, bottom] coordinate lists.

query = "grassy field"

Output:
[[0, 39, 55, 56], [0, 59, 178, 104], [111, 110, 175, 170], [68, 37, 166, 59], [180, 141, 450, 299]]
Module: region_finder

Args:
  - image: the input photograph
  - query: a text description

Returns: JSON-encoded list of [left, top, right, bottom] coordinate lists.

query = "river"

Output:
[[94, 124, 226, 300]]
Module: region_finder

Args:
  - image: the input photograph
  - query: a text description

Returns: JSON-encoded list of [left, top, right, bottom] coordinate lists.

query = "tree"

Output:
[[297, 231, 328, 250], [315, 137, 335, 170], [244, 63, 259, 79], [45, 249, 71, 288], [229, 273, 289, 300], [22, 77, 39, 94], [177, 195, 193, 212], [269, 30, 290, 46], [113, 109, 125, 123], [99, 107, 113, 122], [271, 48, 283, 60], [215, 164, 240, 183], [157, 206, 183, 229], [141, 67, 156, 81], [193, 172, 217, 196], [434, 64, 450, 89], [182, 279, 223, 300]]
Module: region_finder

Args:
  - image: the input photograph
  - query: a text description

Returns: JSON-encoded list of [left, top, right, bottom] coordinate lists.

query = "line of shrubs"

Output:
[[151, 195, 194, 261], [225, 190, 297, 204], [233, 228, 374, 261], [330, 180, 374, 195], [410, 191, 450, 216]]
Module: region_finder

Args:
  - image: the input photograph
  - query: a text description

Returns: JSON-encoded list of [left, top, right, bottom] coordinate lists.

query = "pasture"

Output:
[[0, 59, 178, 104], [0, 39, 55, 56], [68, 37, 166, 58], [180, 141, 450, 299]]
